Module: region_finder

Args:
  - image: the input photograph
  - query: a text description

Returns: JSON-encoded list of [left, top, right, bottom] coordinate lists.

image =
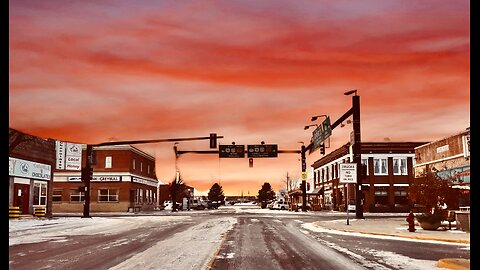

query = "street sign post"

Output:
[[219, 145, 245, 158], [340, 163, 357, 225], [247, 144, 278, 158]]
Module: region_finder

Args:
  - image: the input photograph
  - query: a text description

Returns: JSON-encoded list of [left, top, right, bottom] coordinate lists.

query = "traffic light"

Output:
[[320, 143, 325, 155], [81, 166, 93, 182], [209, 133, 217, 148], [249, 158, 253, 168], [90, 150, 97, 165], [307, 182, 310, 191]]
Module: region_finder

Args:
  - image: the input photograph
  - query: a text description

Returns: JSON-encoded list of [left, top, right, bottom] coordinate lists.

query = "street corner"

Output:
[[437, 258, 470, 270]]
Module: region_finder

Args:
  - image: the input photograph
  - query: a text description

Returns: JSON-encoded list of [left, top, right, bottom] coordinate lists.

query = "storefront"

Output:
[[9, 128, 56, 217], [9, 157, 52, 215]]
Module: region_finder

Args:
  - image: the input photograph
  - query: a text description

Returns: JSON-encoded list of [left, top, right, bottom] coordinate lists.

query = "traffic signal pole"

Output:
[[352, 95, 363, 219], [304, 93, 363, 218], [81, 134, 223, 218], [82, 144, 93, 218], [301, 144, 307, 212]]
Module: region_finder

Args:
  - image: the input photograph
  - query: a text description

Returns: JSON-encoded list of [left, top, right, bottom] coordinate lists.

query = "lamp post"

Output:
[[304, 124, 318, 130], [344, 89, 363, 219], [299, 141, 307, 212]]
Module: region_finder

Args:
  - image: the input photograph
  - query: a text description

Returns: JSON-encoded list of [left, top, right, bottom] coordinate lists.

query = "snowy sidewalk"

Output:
[[311, 217, 470, 244]]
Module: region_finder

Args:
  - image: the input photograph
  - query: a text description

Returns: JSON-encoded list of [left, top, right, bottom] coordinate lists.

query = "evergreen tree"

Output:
[[169, 172, 185, 212], [208, 183, 225, 202], [257, 182, 276, 208]]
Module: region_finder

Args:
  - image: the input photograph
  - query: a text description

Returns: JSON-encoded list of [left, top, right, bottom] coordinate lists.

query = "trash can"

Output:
[[455, 211, 470, 232]]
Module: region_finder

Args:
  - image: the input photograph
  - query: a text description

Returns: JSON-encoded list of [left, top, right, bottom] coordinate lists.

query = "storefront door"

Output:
[[13, 183, 30, 214]]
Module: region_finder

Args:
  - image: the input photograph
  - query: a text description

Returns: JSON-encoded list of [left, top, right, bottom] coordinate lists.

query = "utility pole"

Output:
[[82, 144, 93, 218], [352, 94, 363, 219], [301, 144, 307, 212]]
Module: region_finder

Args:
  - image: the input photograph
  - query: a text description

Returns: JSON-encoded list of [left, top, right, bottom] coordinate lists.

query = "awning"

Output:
[[309, 187, 323, 195], [455, 170, 470, 177]]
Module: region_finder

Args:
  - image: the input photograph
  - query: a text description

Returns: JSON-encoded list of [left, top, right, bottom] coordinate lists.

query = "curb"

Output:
[[437, 258, 470, 270], [337, 229, 470, 244]]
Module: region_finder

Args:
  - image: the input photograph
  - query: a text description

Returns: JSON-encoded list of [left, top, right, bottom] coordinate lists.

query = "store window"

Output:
[[33, 182, 47, 206], [98, 189, 119, 202], [105, 156, 112, 168], [374, 158, 388, 175], [374, 190, 388, 205], [70, 190, 85, 203], [393, 158, 407, 175], [53, 189, 63, 203], [394, 190, 408, 205]]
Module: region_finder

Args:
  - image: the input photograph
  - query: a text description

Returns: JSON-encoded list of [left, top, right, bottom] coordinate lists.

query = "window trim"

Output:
[[105, 156, 112, 169], [393, 157, 408, 175], [373, 158, 388, 175], [70, 190, 85, 203], [98, 188, 119, 202]]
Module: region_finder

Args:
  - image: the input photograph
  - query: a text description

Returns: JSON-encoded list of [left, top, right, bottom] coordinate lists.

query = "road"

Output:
[[9, 205, 469, 270]]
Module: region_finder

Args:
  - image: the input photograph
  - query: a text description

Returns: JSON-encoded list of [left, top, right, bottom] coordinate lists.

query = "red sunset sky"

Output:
[[9, 1, 470, 196]]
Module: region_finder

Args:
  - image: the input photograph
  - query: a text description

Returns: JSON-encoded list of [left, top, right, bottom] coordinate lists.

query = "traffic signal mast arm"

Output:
[[304, 107, 354, 153], [92, 135, 224, 147]]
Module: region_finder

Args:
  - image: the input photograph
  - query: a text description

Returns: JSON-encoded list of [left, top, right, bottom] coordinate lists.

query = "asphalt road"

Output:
[[9, 207, 470, 270]]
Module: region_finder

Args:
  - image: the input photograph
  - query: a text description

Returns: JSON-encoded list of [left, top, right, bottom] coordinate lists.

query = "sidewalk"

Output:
[[312, 217, 470, 269]]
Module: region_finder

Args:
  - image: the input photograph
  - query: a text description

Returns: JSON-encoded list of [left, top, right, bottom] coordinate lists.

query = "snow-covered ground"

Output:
[[10, 204, 467, 270]]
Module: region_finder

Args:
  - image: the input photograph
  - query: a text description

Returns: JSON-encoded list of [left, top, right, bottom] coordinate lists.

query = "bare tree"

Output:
[[283, 172, 298, 192]]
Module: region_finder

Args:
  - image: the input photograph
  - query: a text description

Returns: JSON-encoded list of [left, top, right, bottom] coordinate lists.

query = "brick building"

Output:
[[53, 145, 159, 213], [9, 128, 56, 217], [311, 141, 427, 212], [414, 128, 470, 207]]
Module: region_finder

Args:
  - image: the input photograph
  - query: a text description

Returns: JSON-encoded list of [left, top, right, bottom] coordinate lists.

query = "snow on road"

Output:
[[10, 215, 237, 270], [108, 217, 237, 270], [9, 216, 189, 246]]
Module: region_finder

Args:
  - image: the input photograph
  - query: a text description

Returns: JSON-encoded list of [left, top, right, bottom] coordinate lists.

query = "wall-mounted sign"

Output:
[[436, 145, 449, 153], [132, 176, 158, 187], [9, 157, 51, 181], [219, 145, 245, 158], [247, 144, 278, 158], [463, 135, 470, 158], [68, 175, 122, 182], [56, 140, 83, 170]]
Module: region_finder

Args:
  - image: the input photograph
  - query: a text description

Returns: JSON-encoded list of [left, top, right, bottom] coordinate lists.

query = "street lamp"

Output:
[[304, 124, 318, 130], [344, 89, 357, 96], [311, 114, 327, 122]]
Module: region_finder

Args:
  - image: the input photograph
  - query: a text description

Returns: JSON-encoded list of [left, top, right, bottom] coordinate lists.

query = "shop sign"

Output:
[[9, 157, 51, 180], [56, 140, 83, 170], [68, 175, 122, 182], [132, 176, 158, 187]]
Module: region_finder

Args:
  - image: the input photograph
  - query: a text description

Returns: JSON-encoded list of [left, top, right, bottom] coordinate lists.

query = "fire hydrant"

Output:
[[406, 211, 416, 232]]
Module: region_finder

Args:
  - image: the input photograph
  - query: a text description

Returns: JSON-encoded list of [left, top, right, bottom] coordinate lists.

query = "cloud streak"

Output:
[[9, 1, 469, 195]]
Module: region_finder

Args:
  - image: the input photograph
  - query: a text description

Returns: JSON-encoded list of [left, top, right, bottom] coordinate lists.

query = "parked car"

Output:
[[295, 203, 311, 211], [267, 201, 275, 209], [189, 198, 207, 210], [272, 200, 289, 210], [163, 201, 173, 210], [207, 200, 219, 209]]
